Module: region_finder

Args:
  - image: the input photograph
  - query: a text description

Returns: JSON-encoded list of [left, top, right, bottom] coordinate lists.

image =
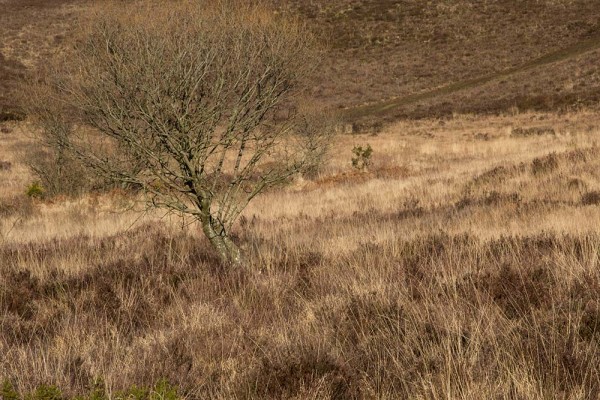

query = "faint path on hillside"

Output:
[[343, 34, 600, 121]]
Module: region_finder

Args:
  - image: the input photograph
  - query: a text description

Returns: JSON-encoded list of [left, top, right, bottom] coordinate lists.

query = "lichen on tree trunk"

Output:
[[200, 212, 244, 267]]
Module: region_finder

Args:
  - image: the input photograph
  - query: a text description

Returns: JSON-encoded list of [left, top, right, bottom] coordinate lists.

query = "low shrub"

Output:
[[351, 144, 373, 171], [27, 149, 93, 198], [581, 191, 600, 205], [0, 160, 11, 171], [0, 380, 180, 400], [25, 182, 45, 199], [511, 126, 556, 137], [0, 195, 34, 217], [0, 111, 24, 123], [531, 153, 559, 175]]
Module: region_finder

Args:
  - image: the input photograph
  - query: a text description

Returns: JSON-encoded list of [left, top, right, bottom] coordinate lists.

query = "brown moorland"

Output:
[[2, 1, 600, 399], [2, 0, 600, 123], [281, 0, 600, 122], [3, 110, 600, 398]]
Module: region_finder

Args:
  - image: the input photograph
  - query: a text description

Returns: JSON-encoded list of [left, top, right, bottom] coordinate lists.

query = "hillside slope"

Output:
[[0, 0, 78, 120], [1, 0, 600, 122], [345, 35, 600, 122], [281, 0, 600, 120]]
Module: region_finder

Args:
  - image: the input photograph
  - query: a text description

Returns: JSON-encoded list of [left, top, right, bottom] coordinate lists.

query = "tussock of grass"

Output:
[[0, 160, 12, 171]]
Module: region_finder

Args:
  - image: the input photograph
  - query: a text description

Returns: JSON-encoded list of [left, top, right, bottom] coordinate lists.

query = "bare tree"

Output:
[[25, 1, 330, 266]]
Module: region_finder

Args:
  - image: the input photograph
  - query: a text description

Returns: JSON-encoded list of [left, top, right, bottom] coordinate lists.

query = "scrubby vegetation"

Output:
[[2, 0, 600, 399], [1, 379, 180, 400], [3, 110, 600, 398], [2, 225, 600, 398]]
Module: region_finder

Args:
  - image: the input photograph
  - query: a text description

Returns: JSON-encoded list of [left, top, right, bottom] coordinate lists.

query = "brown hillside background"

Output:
[[2, 0, 600, 122]]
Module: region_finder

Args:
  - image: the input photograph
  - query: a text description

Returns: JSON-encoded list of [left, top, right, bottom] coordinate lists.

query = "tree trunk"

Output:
[[223, 235, 244, 265], [199, 213, 244, 267]]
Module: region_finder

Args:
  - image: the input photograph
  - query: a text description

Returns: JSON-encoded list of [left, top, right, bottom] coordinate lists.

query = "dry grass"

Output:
[[3, 2, 600, 398], [2, 109, 600, 398]]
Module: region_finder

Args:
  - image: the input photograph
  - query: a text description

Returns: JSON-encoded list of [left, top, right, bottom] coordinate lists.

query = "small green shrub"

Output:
[[351, 144, 373, 171], [0, 380, 180, 400], [1, 380, 20, 400], [25, 182, 45, 199], [26, 385, 63, 400], [149, 379, 179, 400]]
